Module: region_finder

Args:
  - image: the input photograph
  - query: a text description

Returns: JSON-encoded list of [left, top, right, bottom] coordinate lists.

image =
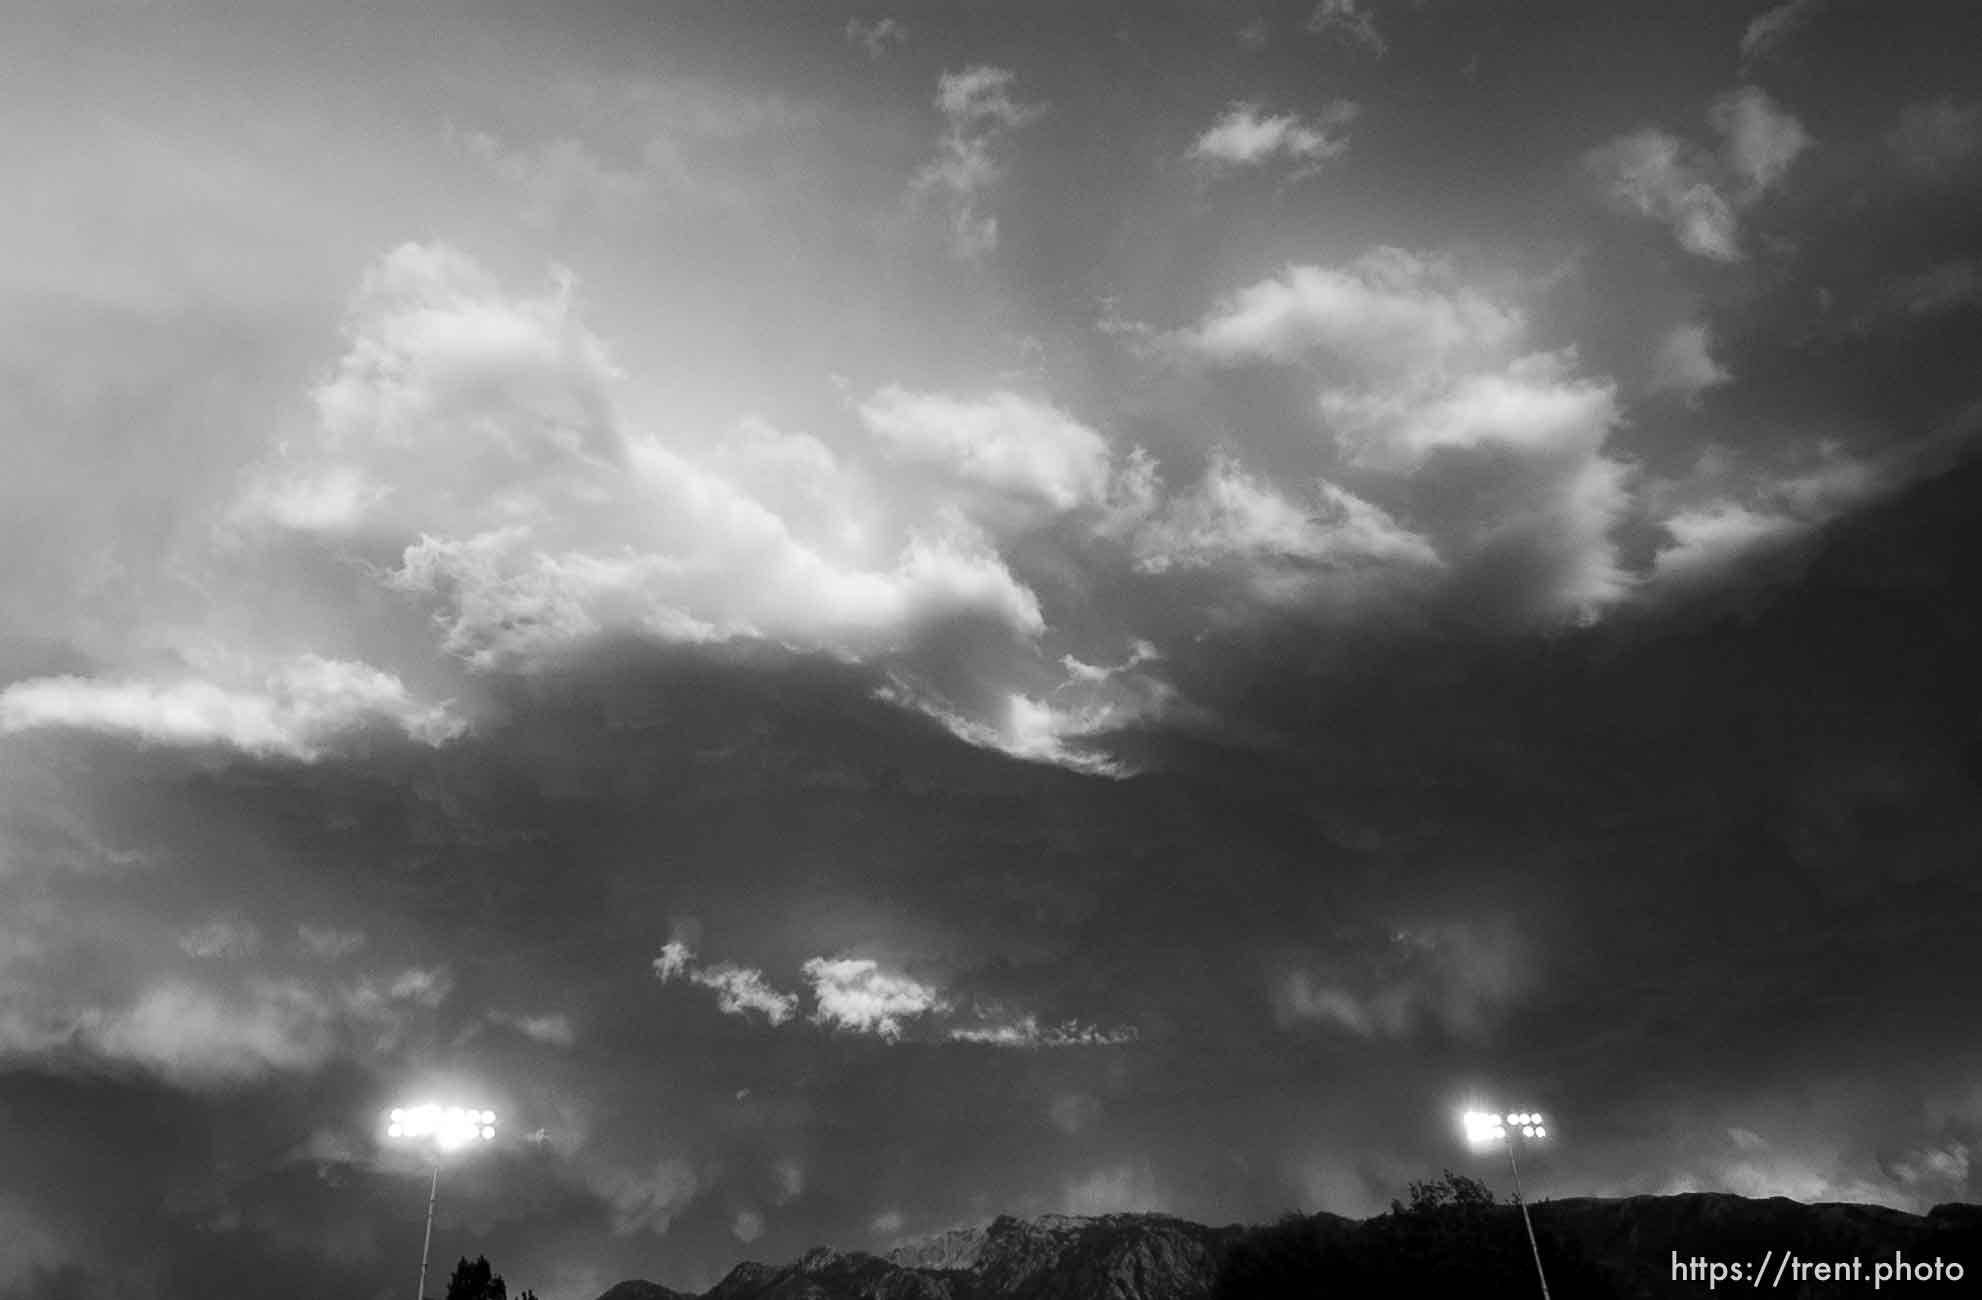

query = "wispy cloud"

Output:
[[912, 66, 1044, 260], [947, 1016, 1139, 1048], [1738, 0, 1822, 66], [846, 17, 907, 60], [1888, 98, 1981, 177], [1587, 85, 1810, 260], [487, 1009, 578, 1048], [1305, 0, 1387, 58], [652, 944, 800, 1026], [0, 656, 465, 761]]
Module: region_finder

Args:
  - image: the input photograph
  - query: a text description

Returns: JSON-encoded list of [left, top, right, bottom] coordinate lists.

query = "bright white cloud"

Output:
[[802, 957, 948, 1040], [874, 680, 1147, 779], [913, 66, 1044, 259], [1180, 252, 1635, 622], [245, 243, 1047, 702], [947, 1016, 1139, 1047], [653, 942, 695, 981], [652, 945, 800, 1025], [1650, 322, 1732, 401], [857, 387, 1115, 511], [1305, 0, 1387, 57], [690, 963, 800, 1026], [0, 656, 466, 761], [1189, 101, 1358, 174], [1181, 248, 1523, 373]]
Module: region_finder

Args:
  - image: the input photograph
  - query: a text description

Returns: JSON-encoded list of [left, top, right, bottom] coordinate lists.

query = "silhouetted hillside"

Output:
[[596, 1193, 1982, 1299]]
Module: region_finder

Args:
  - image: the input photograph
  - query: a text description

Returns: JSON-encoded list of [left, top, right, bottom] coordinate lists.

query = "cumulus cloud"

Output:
[[1179, 251, 1634, 621], [1305, 0, 1387, 58], [1587, 86, 1809, 260], [1276, 919, 1534, 1041], [652, 945, 800, 1025], [1649, 322, 1732, 402], [1189, 101, 1359, 175], [846, 17, 907, 60], [237, 244, 1070, 765], [1889, 98, 1981, 176], [857, 387, 1115, 511], [0, 656, 466, 761], [1179, 248, 1522, 372], [1738, 0, 1821, 66], [913, 66, 1044, 259], [802, 957, 948, 1040]]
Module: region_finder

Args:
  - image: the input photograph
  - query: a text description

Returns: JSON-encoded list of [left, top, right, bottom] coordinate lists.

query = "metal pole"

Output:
[[1505, 1138, 1552, 1300], [416, 1162, 441, 1300]]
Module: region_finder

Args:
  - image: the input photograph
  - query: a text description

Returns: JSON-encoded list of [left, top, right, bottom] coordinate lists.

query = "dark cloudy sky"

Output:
[[4, 0, 1981, 1295]]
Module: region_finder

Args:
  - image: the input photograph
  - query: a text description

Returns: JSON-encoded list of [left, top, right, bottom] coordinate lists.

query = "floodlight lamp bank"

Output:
[[385, 1104, 497, 1146], [1463, 1109, 1549, 1142]]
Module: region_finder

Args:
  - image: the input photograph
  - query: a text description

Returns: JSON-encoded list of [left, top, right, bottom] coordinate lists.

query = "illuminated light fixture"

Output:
[[385, 1103, 498, 1300], [1456, 1104, 1556, 1299]]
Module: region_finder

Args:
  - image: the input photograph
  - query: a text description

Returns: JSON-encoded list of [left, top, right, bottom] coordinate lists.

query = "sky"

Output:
[[2, 0, 1980, 1295]]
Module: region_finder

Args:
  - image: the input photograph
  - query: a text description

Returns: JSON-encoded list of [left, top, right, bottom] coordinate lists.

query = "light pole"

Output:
[[1462, 1108, 1553, 1300], [386, 1104, 497, 1300]]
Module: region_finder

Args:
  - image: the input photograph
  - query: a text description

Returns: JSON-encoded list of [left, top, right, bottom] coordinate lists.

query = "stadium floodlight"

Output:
[[385, 1103, 497, 1300], [1458, 1105, 1555, 1300]]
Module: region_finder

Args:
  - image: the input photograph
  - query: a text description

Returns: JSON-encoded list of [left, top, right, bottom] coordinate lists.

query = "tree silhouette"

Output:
[[1391, 1168, 1497, 1216], [1215, 1169, 1610, 1299], [443, 1255, 507, 1300]]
